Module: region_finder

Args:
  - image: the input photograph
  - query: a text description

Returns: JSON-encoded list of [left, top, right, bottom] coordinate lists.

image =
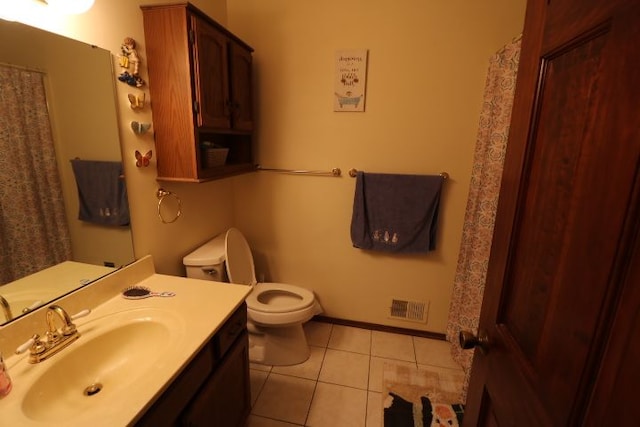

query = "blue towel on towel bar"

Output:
[[70, 160, 130, 226], [350, 171, 443, 253]]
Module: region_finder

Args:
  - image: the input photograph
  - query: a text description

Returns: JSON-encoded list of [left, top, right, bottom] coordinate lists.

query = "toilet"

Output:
[[183, 228, 322, 366]]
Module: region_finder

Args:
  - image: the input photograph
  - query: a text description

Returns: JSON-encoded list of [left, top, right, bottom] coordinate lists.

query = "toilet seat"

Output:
[[247, 283, 315, 313], [247, 283, 319, 326], [225, 228, 317, 324], [225, 228, 258, 286]]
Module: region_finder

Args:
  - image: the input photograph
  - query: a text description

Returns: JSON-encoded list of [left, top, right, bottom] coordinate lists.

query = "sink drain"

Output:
[[83, 383, 103, 396]]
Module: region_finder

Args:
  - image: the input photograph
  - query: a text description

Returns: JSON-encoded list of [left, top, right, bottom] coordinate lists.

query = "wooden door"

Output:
[[192, 14, 231, 129], [229, 42, 253, 132], [464, 0, 640, 425]]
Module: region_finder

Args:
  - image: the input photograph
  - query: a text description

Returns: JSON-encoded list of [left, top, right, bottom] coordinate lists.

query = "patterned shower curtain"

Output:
[[0, 65, 72, 285], [446, 36, 521, 401]]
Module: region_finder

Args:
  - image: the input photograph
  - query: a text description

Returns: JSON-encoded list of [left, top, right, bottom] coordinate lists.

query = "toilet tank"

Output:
[[182, 233, 228, 282]]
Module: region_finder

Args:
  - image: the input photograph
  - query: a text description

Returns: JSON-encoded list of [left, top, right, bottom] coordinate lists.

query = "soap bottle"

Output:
[[0, 352, 12, 398]]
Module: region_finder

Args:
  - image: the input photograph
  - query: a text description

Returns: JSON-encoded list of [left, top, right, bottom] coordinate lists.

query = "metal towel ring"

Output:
[[156, 188, 182, 224]]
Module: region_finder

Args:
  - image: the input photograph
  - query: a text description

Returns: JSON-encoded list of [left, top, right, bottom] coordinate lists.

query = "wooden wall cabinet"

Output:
[[135, 303, 250, 427], [142, 3, 254, 182]]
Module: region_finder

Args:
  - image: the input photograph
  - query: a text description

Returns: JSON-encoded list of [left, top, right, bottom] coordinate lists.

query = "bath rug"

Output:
[[382, 363, 465, 427], [385, 392, 464, 427]]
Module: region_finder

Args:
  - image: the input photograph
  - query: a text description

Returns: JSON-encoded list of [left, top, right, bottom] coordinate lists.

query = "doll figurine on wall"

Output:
[[118, 37, 145, 87]]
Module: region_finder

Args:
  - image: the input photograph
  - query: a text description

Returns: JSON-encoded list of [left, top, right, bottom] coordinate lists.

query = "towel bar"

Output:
[[70, 158, 125, 179], [256, 165, 342, 177], [348, 169, 449, 180]]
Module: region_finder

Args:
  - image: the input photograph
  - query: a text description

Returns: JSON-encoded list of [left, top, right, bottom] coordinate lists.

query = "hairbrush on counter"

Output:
[[122, 286, 175, 300]]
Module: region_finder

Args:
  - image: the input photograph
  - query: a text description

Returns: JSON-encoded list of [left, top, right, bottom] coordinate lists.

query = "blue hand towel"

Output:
[[70, 160, 130, 226], [350, 172, 443, 253]]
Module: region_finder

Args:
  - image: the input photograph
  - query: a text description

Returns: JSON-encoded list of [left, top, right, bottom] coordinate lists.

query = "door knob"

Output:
[[459, 330, 490, 354]]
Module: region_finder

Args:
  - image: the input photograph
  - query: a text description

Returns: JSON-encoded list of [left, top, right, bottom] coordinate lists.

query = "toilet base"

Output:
[[248, 323, 310, 366]]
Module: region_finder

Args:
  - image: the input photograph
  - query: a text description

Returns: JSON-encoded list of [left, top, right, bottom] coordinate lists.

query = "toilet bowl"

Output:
[[183, 228, 322, 366]]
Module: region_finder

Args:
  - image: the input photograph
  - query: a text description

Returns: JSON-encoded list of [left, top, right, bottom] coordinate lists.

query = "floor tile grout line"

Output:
[[366, 329, 375, 420], [302, 335, 329, 426], [303, 377, 319, 426], [315, 377, 376, 393], [250, 414, 305, 426], [326, 346, 372, 355], [324, 345, 418, 362], [249, 368, 271, 416], [412, 336, 418, 366]]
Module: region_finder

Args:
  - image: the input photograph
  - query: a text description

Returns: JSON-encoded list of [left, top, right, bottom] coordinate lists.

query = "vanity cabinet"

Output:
[[141, 3, 254, 182], [135, 303, 250, 427]]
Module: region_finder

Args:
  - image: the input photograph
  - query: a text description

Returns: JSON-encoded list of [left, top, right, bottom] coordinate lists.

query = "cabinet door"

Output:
[[229, 42, 253, 131], [182, 332, 251, 427], [191, 15, 230, 129], [135, 343, 214, 427]]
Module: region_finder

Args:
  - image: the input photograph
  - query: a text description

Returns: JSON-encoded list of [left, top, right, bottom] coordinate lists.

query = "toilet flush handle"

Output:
[[201, 267, 219, 276]]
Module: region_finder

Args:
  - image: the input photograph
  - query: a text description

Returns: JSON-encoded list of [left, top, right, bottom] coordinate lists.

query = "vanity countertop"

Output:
[[0, 269, 250, 426]]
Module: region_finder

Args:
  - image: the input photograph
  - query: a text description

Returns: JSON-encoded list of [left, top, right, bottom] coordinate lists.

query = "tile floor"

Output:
[[246, 321, 464, 427]]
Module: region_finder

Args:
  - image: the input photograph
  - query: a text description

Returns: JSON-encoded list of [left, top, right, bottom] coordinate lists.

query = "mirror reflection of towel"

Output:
[[350, 172, 443, 253], [70, 160, 130, 226]]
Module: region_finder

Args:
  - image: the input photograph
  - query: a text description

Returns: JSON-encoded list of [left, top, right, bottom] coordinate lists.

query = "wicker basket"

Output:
[[203, 148, 229, 168]]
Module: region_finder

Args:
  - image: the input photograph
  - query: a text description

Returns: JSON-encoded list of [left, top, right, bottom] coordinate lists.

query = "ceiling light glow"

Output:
[[45, 0, 95, 14]]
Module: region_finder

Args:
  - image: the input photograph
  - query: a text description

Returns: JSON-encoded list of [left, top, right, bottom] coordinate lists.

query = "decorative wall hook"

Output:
[[135, 150, 152, 167], [127, 93, 145, 110], [131, 121, 151, 135]]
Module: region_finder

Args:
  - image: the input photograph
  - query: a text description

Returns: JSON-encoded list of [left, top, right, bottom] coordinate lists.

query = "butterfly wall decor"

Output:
[[135, 150, 152, 167], [131, 121, 151, 135], [127, 93, 145, 110]]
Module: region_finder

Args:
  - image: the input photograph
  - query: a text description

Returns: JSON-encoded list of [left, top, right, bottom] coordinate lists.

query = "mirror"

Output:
[[0, 19, 135, 325]]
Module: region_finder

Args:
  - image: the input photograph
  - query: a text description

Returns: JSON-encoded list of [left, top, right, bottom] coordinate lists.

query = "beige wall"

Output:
[[226, 0, 526, 333], [5, 0, 526, 334]]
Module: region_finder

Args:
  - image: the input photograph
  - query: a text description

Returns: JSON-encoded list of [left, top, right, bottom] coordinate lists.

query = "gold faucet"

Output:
[[0, 295, 12, 322], [15, 305, 90, 364]]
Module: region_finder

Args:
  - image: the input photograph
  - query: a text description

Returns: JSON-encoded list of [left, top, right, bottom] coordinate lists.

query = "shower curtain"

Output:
[[446, 36, 521, 401], [0, 65, 72, 285]]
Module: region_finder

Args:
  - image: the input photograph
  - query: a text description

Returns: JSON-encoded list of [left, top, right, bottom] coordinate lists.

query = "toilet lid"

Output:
[[247, 283, 315, 313], [225, 228, 257, 286]]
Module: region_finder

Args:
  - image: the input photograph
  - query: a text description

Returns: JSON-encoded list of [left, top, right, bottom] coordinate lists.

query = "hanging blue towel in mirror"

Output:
[[70, 159, 130, 226]]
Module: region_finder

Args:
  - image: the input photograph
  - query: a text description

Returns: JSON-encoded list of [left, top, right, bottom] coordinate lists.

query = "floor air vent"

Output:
[[389, 299, 428, 323]]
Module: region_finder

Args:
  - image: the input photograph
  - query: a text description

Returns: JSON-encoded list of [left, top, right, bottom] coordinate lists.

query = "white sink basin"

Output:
[[19, 308, 180, 423]]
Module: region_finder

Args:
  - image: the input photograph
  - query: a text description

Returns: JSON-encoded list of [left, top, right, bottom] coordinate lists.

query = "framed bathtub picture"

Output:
[[334, 49, 368, 112]]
